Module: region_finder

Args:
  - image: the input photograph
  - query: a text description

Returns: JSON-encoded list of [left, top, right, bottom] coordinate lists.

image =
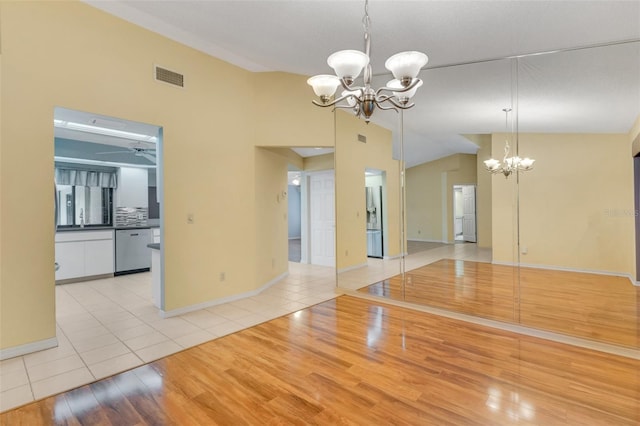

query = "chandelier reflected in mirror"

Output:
[[307, 0, 428, 122], [484, 108, 535, 178]]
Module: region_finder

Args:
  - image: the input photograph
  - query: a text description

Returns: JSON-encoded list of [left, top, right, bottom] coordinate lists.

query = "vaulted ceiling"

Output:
[[85, 1, 640, 167]]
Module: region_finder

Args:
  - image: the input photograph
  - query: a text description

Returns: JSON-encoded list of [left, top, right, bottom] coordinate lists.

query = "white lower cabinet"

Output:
[[55, 241, 85, 280], [55, 230, 114, 281], [85, 239, 115, 276]]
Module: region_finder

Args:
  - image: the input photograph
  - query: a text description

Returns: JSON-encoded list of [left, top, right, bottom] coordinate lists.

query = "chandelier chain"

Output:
[[362, 0, 371, 34]]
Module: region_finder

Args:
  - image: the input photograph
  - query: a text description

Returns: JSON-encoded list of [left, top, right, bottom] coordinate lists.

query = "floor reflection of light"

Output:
[[53, 370, 164, 421], [486, 387, 535, 421], [367, 306, 384, 348], [455, 260, 465, 277], [292, 310, 303, 320], [486, 387, 501, 412]]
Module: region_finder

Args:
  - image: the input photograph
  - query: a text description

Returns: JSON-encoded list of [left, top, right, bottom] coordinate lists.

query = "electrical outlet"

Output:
[[521, 246, 528, 255], [219, 272, 225, 281]]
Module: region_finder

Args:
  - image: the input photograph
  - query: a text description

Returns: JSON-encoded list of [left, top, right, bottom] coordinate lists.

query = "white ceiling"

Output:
[[291, 147, 334, 158], [54, 107, 160, 166], [85, 0, 640, 167]]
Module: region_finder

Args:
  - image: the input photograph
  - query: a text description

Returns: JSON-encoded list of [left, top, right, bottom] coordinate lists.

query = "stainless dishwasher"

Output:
[[115, 228, 152, 275]]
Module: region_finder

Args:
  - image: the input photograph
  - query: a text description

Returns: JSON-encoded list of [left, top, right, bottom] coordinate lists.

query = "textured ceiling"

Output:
[[85, 0, 640, 166]]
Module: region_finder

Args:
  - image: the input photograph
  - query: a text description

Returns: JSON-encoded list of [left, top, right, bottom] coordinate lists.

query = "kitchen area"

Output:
[[54, 107, 162, 306]]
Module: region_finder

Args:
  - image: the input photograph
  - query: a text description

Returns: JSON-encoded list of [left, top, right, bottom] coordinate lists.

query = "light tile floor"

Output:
[[1, 243, 487, 412]]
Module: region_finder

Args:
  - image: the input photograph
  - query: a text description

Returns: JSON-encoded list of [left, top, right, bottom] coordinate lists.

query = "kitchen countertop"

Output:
[[56, 226, 115, 232], [115, 226, 153, 231], [57, 225, 159, 232], [147, 243, 160, 250]]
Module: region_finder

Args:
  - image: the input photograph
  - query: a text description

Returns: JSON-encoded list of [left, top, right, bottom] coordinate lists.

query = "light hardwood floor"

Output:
[[359, 259, 640, 349], [1, 295, 638, 425]]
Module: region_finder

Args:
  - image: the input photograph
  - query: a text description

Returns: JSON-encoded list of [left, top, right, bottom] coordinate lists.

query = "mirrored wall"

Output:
[[335, 41, 640, 350]]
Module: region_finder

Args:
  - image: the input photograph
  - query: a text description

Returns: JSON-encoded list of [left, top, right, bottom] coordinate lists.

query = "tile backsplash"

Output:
[[116, 207, 148, 227]]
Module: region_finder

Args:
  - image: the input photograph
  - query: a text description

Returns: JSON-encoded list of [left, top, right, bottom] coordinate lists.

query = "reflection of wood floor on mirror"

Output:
[[359, 259, 640, 349]]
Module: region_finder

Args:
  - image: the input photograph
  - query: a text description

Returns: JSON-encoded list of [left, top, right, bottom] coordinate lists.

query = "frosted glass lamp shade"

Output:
[[385, 51, 428, 84], [387, 79, 423, 99], [327, 50, 369, 81], [484, 159, 500, 171], [341, 90, 360, 107], [307, 75, 341, 100], [520, 158, 535, 169]]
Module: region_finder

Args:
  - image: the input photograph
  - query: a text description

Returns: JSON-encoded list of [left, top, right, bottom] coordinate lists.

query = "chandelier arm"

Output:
[[334, 104, 358, 111], [379, 97, 415, 110], [314, 91, 364, 108], [376, 78, 421, 97], [340, 78, 363, 92], [312, 98, 343, 108], [373, 100, 399, 112]]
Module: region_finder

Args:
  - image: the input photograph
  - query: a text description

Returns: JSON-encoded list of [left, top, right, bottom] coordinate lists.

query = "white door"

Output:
[[309, 172, 335, 266], [462, 185, 477, 243]]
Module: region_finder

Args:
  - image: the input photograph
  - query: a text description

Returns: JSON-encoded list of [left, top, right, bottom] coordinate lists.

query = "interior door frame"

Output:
[[453, 184, 477, 243]]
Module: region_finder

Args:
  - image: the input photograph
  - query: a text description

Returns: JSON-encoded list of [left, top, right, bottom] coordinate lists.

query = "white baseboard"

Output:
[[408, 238, 449, 244], [0, 336, 58, 361], [491, 260, 638, 286], [160, 272, 289, 318], [383, 252, 407, 260], [337, 263, 368, 274]]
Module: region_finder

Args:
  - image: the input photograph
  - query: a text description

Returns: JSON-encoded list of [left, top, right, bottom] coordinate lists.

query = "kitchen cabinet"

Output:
[[55, 230, 114, 281], [117, 167, 149, 208], [152, 227, 160, 243], [55, 241, 85, 280], [85, 239, 115, 276]]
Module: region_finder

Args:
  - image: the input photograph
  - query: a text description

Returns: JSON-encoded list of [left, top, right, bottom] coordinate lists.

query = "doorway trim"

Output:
[[453, 184, 477, 243]]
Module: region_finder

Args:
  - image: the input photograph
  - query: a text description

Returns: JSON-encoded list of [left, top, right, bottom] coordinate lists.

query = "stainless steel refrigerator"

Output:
[[366, 186, 383, 258]]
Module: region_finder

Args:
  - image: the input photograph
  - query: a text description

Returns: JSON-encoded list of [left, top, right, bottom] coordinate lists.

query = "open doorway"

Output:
[[365, 168, 386, 258], [453, 184, 476, 243], [53, 107, 164, 307], [287, 170, 302, 262]]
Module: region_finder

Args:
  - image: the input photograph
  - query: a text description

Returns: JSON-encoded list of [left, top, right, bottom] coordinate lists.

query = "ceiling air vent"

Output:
[[154, 65, 184, 88], [358, 134, 367, 143]]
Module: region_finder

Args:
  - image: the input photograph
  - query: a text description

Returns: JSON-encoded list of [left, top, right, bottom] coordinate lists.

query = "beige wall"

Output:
[[466, 134, 493, 248], [335, 111, 399, 271], [0, 2, 335, 351], [304, 153, 334, 172], [254, 148, 290, 287], [406, 154, 478, 243], [492, 133, 635, 276]]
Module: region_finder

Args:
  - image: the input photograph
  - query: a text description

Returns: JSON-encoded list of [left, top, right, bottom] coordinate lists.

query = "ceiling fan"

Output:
[[95, 145, 156, 163]]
